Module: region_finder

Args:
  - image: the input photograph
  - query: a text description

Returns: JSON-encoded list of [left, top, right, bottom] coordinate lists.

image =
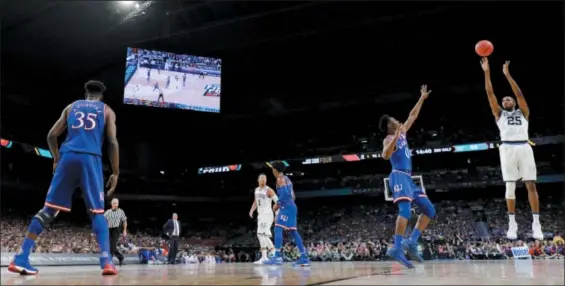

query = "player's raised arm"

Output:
[[105, 106, 119, 195], [47, 104, 71, 166], [481, 57, 503, 120], [403, 85, 431, 132], [381, 124, 403, 160], [503, 61, 529, 119]]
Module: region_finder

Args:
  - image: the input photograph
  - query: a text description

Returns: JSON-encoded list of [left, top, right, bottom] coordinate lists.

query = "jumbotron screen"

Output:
[[123, 47, 221, 113]]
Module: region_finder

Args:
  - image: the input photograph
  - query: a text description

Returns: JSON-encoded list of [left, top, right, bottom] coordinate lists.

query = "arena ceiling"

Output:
[[2, 1, 562, 117]]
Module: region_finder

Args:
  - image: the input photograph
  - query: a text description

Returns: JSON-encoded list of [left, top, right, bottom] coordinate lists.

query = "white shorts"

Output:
[[257, 214, 274, 237], [499, 143, 537, 182]]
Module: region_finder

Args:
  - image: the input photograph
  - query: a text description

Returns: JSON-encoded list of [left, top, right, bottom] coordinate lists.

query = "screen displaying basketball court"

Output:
[[123, 47, 221, 113]]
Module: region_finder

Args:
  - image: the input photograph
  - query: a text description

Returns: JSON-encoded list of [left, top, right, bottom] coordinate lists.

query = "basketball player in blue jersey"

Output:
[[263, 161, 310, 267], [8, 80, 120, 276], [378, 85, 436, 268]]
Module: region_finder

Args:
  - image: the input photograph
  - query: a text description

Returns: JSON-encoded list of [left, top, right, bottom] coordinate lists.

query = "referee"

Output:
[[104, 198, 127, 266]]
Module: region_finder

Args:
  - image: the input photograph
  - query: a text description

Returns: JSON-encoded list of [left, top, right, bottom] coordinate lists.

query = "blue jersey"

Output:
[[276, 175, 295, 207], [59, 100, 106, 156], [388, 133, 412, 172]]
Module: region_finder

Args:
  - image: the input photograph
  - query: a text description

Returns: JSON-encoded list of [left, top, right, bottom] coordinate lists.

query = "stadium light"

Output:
[[120, 1, 135, 6], [135, 3, 140, 9]]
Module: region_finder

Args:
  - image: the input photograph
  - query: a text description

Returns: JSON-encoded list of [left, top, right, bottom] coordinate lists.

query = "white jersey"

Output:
[[496, 109, 529, 142], [255, 186, 273, 215]]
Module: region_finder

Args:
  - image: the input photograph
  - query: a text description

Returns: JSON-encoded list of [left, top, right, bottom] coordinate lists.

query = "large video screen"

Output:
[[123, 47, 221, 113]]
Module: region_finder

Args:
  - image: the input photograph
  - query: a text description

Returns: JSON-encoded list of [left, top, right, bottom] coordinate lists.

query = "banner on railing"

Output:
[[0, 252, 139, 267], [511, 246, 531, 259]]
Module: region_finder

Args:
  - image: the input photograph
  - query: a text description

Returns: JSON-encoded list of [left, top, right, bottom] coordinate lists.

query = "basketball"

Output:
[[475, 40, 494, 57]]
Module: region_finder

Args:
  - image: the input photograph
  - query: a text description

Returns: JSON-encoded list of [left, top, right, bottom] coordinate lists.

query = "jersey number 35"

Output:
[[71, 112, 98, 130]]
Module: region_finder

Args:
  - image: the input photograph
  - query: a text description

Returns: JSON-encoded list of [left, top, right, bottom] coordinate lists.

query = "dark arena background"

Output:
[[1, 1, 564, 285]]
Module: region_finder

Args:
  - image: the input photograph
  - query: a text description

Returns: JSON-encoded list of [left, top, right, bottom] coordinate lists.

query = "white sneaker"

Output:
[[532, 222, 544, 240], [507, 221, 518, 240], [253, 258, 266, 264]]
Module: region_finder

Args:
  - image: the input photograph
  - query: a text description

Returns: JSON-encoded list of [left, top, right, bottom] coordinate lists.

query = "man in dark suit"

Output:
[[163, 213, 181, 264]]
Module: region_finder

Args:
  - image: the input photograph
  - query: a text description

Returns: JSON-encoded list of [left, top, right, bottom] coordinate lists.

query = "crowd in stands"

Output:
[[129, 48, 222, 72], [3, 197, 563, 264], [292, 160, 562, 192]]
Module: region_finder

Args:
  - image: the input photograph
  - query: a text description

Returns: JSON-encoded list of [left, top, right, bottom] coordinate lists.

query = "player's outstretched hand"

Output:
[[420, 85, 431, 99], [480, 57, 490, 72], [502, 61, 511, 76], [106, 174, 118, 196], [249, 211, 254, 218]]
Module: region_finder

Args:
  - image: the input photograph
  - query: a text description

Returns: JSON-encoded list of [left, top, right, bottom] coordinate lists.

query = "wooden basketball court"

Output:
[[2, 260, 563, 285]]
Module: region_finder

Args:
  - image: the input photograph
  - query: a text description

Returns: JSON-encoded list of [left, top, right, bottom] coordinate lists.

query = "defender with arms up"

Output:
[[9, 80, 120, 276], [480, 57, 543, 240], [379, 85, 437, 268]]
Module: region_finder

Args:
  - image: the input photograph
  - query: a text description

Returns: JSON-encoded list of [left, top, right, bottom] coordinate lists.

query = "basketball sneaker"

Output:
[[262, 256, 282, 266], [532, 222, 544, 241], [292, 255, 310, 267], [387, 247, 414, 269], [8, 255, 38, 276], [253, 257, 267, 264], [402, 239, 423, 263], [507, 221, 518, 240], [101, 263, 118, 275]]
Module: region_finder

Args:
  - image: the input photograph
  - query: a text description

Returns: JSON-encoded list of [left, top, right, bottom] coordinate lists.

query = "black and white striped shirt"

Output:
[[104, 208, 127, 229]]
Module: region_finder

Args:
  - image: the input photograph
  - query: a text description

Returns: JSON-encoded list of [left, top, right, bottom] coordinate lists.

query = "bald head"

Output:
[[111, 198, 119, 209]]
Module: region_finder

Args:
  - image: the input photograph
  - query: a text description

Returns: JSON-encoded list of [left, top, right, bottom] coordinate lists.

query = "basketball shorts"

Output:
[[44, 152, 105, 214], [257, 213, 274, 237], [275, 204, 297, 230], [499, 143, 537, 182], [388, 170, 427, 204]]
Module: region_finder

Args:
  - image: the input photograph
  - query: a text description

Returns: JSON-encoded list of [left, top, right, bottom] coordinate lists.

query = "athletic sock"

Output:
[[394, 234, 403, 249], [410, 229, 422, 243]]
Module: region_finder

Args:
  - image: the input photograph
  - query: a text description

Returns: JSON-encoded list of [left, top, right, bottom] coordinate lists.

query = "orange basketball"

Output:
[[475, 40, 494, 57]]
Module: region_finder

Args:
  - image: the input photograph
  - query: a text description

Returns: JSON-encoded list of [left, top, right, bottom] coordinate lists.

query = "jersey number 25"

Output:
[[71, 112, 97, 130], [507, 116, 522, 126]]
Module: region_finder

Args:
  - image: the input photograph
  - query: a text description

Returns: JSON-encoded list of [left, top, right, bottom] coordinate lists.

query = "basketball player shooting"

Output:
[[480, 57, 543, 240], [248, 174, 277, 264], [379, 85, 437, 268], [8, 80, 120, 276]]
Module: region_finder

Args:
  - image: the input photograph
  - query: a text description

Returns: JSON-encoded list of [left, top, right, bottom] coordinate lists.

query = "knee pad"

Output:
[[397, 201, 411, 220], [505, 182, 516, 200], [34, 207, 59, 228], [416, 197, 436, 219]]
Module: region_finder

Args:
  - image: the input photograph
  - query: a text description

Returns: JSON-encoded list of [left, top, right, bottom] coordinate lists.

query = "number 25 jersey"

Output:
[[497, 109, 529, 142]]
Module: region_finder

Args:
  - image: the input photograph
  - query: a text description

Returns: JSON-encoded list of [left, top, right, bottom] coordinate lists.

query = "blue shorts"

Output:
[[44, 152, 105, 214], [388, 170, 426, 204], [275, 204, 297, 230]]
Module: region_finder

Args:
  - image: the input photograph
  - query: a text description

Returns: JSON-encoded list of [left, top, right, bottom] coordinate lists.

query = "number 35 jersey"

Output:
[[496, 109, 529, 142], [60, 100, 106, 156]]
